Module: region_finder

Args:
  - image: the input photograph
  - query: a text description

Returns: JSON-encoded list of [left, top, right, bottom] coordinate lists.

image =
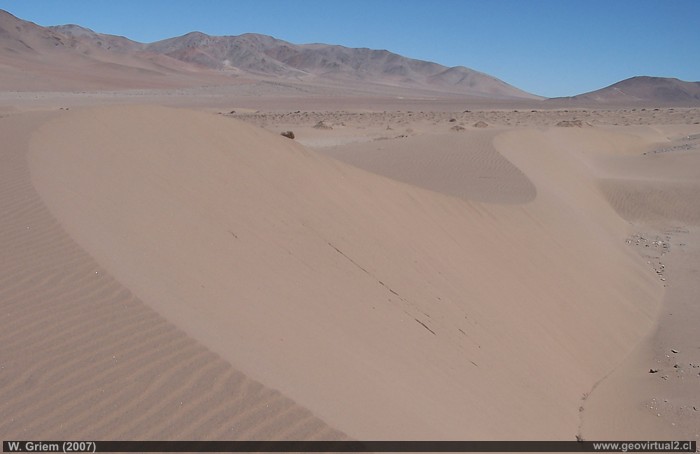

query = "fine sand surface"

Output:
[[577, 125, 700, 440], [24, 103, 663, 439], [321, 131, 536, 205], [0, 111, 347, 441], [1, 95, 699, 441]]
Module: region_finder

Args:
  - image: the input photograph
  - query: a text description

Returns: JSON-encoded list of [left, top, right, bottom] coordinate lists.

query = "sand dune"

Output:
[[25, 105, 664, 440], [569, 127, 700, 439], [600, 180, 700, 227], [322, 130, 536, 204], [595, 130, 700, 227], [2, 5, 699, 442], [0, 111, 347, 441]]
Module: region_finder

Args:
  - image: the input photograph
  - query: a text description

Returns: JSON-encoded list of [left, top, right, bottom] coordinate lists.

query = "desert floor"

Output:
[[1, 89, 699, 441]]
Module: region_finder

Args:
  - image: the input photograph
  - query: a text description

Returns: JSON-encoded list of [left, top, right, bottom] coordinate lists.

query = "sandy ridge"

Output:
[[0, 111, 347, 441]]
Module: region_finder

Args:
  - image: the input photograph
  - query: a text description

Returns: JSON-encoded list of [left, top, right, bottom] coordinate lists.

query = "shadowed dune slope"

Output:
[[596, 133, 700, 228], [0, 112, 348, 441], [322, 131, 536, 204], [600, 180, 700, 227], [29, 106, 662, 439]]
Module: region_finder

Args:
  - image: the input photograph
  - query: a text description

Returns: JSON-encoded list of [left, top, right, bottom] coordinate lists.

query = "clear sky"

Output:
[[0, 0, 698, 97]]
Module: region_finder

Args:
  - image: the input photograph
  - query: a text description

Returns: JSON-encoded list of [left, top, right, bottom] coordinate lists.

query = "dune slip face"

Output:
[[0, 111, 347, 441], [28, 105, 663, 439], [570, 125, 700, 440], [497, 124, 700, 440]]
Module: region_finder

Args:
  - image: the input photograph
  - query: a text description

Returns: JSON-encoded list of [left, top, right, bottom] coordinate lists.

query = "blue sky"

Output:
[[0, 0, 698, 97]]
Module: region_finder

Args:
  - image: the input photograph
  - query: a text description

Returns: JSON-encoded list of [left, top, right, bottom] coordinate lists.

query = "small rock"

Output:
[[649, 368, 659, 373], [671, 349, 679, 354], [451, 125, 465, 132], [473, 120, 489, 128], [556, 120, 585, 127], [313, 120, 333, 130], [280, 131, 295, 139]]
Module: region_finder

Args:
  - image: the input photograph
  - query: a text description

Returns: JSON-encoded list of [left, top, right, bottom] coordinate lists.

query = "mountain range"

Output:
[[0, 9, 535, 98], [1, 9, 698, 103]]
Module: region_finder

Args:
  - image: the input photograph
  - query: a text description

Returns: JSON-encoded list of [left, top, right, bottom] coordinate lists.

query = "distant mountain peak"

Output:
[[50, 24, 96, 35], [553, 76, 700, 104]]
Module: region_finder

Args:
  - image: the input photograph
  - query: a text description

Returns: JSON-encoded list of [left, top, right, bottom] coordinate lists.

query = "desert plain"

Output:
[[1, 9, 700, 445]]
